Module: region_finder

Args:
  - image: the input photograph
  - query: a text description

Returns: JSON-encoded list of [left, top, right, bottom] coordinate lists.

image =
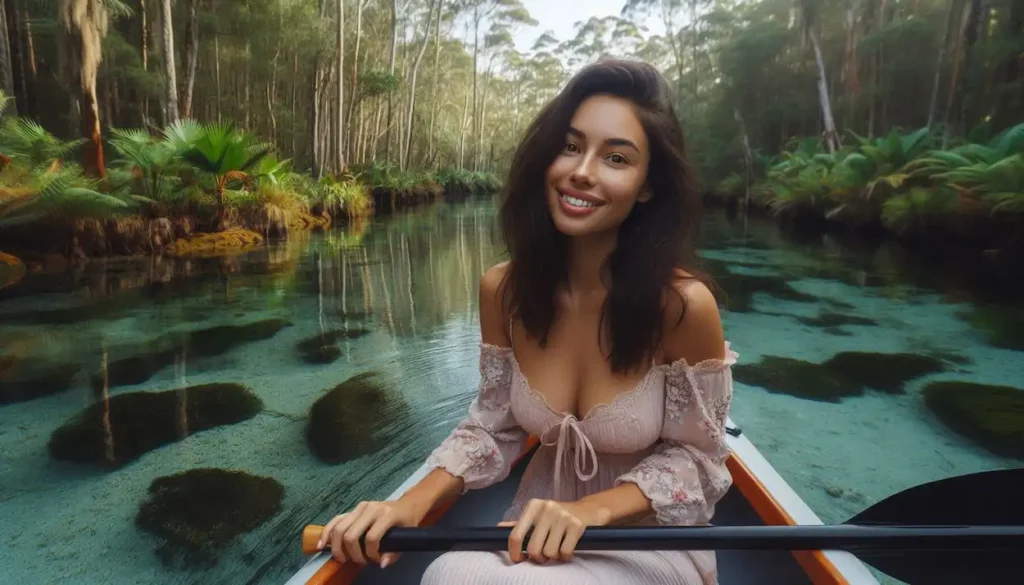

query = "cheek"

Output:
[[604, 170, 646, 205], [546, 156, 574, 184]]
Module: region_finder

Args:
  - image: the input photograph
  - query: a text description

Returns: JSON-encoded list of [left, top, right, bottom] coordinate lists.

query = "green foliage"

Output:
[[0, 118, 86, 169]]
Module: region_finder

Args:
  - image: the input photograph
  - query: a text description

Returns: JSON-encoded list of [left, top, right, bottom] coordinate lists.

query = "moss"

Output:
[[797, 310, 878, 329], [733, 356, 863, 403], [295, 328, 372, 365], [135, 468, 284, 567], [822, 352, 946, 394], [165, 228, 264, 258], [306, 372, 409, 463], [48, 383, 263, 467], [0, 358, 80, 404], [960, 305, 1024, 352], [0, 251, 26, 290], [90, 319, 289, 391], [924, 381, 1024, 460], [717, 273, 817, 312]]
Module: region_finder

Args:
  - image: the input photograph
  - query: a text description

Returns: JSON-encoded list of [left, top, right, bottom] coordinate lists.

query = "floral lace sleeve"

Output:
[[615, 342, 738, 525], [425, 343, 529, 493]]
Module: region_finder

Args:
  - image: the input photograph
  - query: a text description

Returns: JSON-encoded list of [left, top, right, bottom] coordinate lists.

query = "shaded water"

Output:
[[0, 199, 1020, 584]]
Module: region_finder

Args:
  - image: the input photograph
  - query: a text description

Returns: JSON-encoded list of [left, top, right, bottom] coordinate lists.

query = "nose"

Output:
[[569, 155, 595, 187]]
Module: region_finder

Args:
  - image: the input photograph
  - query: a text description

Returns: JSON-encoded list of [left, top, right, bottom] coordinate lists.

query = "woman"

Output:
[[316, 58, 737, 585]]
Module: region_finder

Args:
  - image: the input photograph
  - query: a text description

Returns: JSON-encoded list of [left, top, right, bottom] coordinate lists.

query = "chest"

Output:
[[509, 309, 653, 420]]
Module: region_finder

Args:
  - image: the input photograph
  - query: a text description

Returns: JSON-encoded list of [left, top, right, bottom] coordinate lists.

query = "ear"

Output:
[[636, 188, 653, 203]]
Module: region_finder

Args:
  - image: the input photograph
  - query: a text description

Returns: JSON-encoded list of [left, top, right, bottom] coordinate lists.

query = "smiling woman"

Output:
[[315, 58, 733, 585]]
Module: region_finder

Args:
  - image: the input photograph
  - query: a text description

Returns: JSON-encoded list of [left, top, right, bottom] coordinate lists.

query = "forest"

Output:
[[0, 0, 1020, 266]]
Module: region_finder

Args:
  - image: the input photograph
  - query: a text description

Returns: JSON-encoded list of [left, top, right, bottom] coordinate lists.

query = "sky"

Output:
[[511, 0, 665, 54]]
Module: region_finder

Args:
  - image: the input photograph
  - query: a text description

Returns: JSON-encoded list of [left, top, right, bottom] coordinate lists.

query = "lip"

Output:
[[558, 187, 604, 205], [556, 187, 604, 218]]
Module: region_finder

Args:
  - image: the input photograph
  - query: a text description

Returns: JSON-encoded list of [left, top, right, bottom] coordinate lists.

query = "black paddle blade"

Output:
[[848, 467, 1024, 585]]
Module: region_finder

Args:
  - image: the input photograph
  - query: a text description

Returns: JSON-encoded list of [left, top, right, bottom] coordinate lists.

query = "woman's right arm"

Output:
[[318, 263, 527, 567]]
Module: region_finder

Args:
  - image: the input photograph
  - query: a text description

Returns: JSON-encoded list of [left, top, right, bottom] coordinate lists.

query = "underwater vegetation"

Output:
[[822, 352, 945, 394], [700, 258, 816, 313], [48, 383, 263, 467], [306, 372, 410, 464], [0, 356, 80, 404], [923, 381, 1024, 461], [135, 468, 284, 567], [295, 327, 373, 364], [90, 318, 289, 391], [734, 351, 950, 402]]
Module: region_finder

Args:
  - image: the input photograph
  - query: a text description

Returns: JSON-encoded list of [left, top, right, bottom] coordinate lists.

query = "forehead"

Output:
[[568, 94, 647, 149]]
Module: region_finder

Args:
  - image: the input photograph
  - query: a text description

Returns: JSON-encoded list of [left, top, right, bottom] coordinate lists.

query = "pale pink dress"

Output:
[[420, 339, 738, 585]]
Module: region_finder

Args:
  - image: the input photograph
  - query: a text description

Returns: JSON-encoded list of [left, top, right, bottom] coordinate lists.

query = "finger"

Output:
[[559, 521, 586, 562], [542, 521, 566, 562], [330, 509, 362, 563], [508, 501, 541, 563], [379, 552, 402, 569], [526, 510, 554, 564], [318, 513, 349, 550], [363, 512, 396, 563], [342, 507, 380, 565], [497, 521, 516, 527]]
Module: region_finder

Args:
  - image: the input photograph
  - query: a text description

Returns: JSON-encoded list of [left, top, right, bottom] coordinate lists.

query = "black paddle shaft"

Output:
[[372, 524, 1024, 554]]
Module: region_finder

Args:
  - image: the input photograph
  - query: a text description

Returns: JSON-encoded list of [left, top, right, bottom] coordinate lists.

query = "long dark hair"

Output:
[[497, 58, 714, 374]]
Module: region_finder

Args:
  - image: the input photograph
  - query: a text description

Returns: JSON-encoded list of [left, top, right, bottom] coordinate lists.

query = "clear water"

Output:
[[0, 198, 1020, 585]]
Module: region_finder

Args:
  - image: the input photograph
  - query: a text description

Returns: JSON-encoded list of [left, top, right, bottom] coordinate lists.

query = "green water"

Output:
[[0, 198, 1020, 584]]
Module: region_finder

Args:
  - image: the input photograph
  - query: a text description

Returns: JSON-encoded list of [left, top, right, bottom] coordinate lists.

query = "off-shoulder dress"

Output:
[[420, 339, 739, 585]]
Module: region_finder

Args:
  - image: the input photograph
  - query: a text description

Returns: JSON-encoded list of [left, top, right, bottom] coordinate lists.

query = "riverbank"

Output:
[[0, 120, 501, 288], [705, 123, 1024, 264]]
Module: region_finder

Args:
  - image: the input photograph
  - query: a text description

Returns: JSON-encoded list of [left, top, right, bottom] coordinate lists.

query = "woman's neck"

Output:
[[566, 230, 617, 299]]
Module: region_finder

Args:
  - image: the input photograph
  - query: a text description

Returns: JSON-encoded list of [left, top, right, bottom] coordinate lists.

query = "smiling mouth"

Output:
[[558, 189, 604, 209]]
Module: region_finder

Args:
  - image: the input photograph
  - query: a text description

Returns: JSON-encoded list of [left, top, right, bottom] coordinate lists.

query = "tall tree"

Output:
[[59, 0, 110, 177], [161, 0, 177, 122]]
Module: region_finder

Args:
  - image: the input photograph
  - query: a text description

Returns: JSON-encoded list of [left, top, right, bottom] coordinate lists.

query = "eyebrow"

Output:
[[567, 126, 641, 154]]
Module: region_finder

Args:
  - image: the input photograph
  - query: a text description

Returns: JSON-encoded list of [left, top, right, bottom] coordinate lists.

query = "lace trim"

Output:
[[656, 341, 739, 376]]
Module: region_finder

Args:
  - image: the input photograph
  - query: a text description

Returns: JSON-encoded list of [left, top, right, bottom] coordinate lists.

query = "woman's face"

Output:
[[545, 93, 651, 239]]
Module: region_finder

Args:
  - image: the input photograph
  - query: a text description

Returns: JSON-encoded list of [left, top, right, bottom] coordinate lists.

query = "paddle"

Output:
[[302, 467, 1024, 585]]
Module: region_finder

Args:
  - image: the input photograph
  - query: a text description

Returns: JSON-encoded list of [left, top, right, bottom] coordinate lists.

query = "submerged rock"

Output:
[[733, 356, 862, 403], [924, 381, 1024, 460], [960, 305, 1024, 352], [49, 383, 262, 467], [307, 372, 409, 463], [718, 273, 816, 313], [0, 357, 80, 404], [797, 310, 878, 329], [295, 328, 372, 365], [823, 352, 945, 394], [135, 468, 284, 567]]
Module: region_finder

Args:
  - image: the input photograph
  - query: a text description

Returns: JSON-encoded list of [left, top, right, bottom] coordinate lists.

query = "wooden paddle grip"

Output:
[[303, 524, 326, 556]]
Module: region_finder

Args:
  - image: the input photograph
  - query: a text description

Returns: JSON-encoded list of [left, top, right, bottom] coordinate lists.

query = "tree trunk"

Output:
[[0, 0, 16, 109], [809, 28, 839, 152], [385, 0, 398, 164], [161, 0, 177, 123], [346, 0, 364, 163], [181, 0, 198, 118], [927, 0, 958, 129], [402, 0, 437, 171], [214, 31, 221, 121], [336, 0, 345, 173], [470, 4, 479, 171], [427, 0, 443, 167]]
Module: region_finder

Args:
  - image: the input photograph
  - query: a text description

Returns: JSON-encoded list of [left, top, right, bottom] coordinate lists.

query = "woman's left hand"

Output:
[[499, 498, 610, 564]]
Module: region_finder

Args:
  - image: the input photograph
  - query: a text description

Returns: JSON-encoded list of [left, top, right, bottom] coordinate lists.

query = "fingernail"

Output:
[[316, 540, 323, 550], [380, 557, 390, 569]]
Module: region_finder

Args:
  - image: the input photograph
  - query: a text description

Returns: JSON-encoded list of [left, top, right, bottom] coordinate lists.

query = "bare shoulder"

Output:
[[661, 272, 726, 365], [479, 261, 511, 346]]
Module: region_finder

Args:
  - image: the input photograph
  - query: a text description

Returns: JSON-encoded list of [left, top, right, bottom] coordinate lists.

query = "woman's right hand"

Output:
[[317, 498, 426, 568]]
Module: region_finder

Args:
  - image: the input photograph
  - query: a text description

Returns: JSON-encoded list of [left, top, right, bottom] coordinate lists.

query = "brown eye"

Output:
[[563, 142, 579, 154], [608, 153, 627, 164]]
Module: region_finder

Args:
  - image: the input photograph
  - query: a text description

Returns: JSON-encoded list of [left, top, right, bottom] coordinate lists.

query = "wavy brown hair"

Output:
[[497, 58, 715, 374]]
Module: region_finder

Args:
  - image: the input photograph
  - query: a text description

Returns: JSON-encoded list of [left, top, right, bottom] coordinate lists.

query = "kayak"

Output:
[[286, 417, 881, 585]]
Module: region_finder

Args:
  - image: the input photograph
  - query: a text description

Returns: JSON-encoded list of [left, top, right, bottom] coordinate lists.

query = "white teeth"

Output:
[[562, 194, 597, 208]]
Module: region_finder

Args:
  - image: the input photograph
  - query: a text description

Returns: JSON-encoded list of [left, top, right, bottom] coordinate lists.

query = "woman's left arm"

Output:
[[506, 280, 737, 562]]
